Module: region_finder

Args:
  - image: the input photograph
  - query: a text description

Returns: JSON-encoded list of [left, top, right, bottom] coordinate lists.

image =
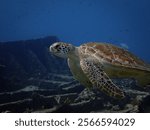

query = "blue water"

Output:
[[0, 0, 150, 61]]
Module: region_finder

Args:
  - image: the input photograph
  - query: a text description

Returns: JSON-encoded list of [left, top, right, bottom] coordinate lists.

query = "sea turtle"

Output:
[[49, 42, 150, 99]]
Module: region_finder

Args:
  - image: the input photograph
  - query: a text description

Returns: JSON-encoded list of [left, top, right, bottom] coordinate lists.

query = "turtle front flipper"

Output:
[[80, 57, 125, 99]]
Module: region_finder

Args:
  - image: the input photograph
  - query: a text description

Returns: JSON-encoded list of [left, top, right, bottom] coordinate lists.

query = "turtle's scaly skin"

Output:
[[50, 42, 150, 99]]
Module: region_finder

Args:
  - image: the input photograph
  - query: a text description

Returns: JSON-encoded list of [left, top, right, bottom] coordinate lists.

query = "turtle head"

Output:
[[49, 42, 75, 58]]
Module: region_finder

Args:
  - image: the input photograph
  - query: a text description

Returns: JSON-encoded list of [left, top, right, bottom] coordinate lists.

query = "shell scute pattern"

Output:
[[80, 42, 150, 72]]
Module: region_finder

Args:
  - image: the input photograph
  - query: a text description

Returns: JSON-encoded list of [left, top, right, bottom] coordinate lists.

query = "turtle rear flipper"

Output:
[[80, 57, 125, 99], [136, 72, 150, 87]]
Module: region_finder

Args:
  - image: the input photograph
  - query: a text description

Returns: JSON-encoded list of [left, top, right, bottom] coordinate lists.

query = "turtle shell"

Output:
[[79, 42, 150, 72]]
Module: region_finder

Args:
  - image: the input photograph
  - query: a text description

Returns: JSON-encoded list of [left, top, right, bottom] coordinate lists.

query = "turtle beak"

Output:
[[49, 45, 52, 52], [49, 45, 55, 53]]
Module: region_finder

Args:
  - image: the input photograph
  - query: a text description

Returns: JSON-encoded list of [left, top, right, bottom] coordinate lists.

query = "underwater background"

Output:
[[0, 0, 150, 112]]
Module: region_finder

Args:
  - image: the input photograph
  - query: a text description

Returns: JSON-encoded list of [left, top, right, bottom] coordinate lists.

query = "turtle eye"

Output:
[[55, 44, 60, 49]]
